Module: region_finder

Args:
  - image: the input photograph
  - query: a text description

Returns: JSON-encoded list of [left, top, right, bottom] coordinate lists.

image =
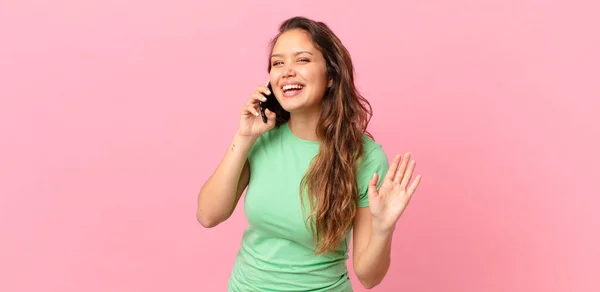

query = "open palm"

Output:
[[368, 152, 422, 233]]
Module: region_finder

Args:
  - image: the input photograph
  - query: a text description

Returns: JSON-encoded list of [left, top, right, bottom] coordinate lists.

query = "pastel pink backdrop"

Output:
[[1, 1, 598, 291]]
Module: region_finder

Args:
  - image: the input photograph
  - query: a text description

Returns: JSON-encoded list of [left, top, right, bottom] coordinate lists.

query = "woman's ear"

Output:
[[328, 78, 333, 88]]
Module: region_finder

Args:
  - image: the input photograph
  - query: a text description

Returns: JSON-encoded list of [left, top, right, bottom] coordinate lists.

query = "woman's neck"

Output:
[[288, 110, 321, 141]]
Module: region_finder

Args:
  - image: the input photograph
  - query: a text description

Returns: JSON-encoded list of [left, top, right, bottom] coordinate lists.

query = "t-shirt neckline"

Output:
[[283, 122, 320, 146]]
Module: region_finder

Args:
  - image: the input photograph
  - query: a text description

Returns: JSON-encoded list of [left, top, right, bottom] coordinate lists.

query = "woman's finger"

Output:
[[368, 172, 379, 199], [256, 85, 272, 96], [407, 174, 422, 196], [400, 160, 416, 190], [384, 154, 401, 183], [265, 108, 276, 121], [250, 92, 267, 104], [393, 152, 411, 185], [242, 104, 260, 117]]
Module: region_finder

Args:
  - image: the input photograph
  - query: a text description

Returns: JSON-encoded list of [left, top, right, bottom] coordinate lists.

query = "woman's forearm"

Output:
[[196, 132, 256, 227], [354, 227, 394, 289]]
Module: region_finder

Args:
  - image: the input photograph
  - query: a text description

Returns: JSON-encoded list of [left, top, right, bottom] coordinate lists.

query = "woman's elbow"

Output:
[[196, 211, 222, 228], [359, 278, 382, 290], [356, 271, 384, 289]]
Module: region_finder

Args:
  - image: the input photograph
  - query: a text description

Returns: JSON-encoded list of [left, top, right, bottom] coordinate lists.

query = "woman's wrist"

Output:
[[234, 131, 258, 143], [371, 220, 395, 237]]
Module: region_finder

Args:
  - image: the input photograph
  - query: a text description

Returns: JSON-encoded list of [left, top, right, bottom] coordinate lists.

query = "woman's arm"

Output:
[[352, 152, 422, 288], [196, 84, 276, 228], [196, 133, 256, 228], [352, 207, 394, 289]]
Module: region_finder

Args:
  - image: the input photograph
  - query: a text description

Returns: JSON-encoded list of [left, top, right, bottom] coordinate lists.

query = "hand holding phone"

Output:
[[237, 83, 277, 138]]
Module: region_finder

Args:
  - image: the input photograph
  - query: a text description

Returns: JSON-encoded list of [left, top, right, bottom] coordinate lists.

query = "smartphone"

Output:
[[259, 82, 275, 123]]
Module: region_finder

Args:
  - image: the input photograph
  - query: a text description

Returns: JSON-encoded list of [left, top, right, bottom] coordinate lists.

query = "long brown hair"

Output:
[[267, 17, 373, 255]]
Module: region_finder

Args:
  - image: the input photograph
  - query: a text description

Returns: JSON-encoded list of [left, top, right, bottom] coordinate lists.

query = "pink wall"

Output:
[[1, 1, 599, 291]]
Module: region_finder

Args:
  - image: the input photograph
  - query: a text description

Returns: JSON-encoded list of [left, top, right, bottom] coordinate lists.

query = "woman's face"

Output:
[[269, 29, 331, 115]]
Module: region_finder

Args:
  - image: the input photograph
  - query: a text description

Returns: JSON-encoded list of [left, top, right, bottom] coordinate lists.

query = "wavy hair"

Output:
[[267, 17, 373, 255]]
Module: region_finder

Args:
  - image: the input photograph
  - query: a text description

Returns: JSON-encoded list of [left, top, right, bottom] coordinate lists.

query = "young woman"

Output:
[[197, 16, 422, 291]]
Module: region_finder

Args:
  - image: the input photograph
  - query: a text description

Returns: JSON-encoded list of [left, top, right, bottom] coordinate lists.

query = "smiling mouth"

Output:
[[282, 84, 304, 97]]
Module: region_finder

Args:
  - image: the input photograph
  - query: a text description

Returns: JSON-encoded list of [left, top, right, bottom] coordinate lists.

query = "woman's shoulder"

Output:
[[361, 134, 385, 158], [248, 124, 287, 157], [358, 134, 389, 171], [254, 123, 286, 145], [356, 133, 389, 188]]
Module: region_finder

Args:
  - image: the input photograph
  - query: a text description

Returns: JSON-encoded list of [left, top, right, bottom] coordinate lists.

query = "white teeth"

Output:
[[282, 84, 304, 91]]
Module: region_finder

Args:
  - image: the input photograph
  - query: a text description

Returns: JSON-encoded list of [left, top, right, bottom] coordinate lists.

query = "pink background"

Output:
[[1, 1, 599, 291]]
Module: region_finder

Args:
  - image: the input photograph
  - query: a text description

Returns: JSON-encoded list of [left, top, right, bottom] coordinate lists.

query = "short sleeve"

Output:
[[356, 144, 390, 208]]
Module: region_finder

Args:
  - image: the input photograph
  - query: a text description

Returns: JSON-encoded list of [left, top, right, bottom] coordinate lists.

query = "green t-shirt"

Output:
[[228, 122, 389, 292]]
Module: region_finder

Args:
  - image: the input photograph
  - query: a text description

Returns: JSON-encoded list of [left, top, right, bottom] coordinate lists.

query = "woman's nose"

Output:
[[282, 66, 297, 78]]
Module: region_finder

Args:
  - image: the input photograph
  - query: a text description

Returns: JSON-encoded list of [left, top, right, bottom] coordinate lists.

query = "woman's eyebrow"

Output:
[[271, 51, 314, 58]]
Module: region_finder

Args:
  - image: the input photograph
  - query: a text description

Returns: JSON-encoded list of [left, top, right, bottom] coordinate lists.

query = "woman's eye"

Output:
[[298, 58, 310, 63], [272, 61, 283, 66]]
